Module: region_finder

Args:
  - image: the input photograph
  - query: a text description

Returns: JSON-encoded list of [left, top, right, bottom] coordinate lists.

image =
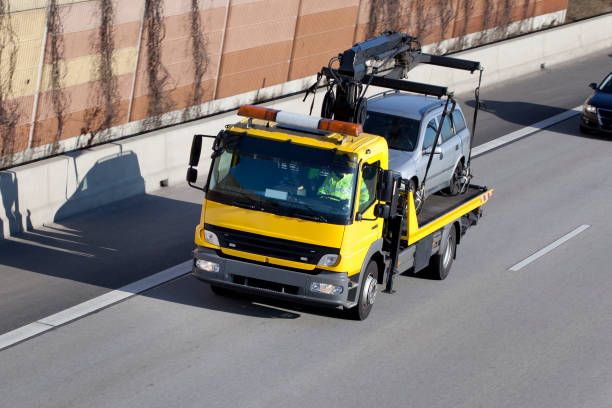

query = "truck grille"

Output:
[[599, 108, 612, 130], [204, 224, 339, 264]]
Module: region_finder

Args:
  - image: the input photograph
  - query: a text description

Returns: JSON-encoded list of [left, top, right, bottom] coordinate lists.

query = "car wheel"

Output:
[[446, 161, 465, 196], [346, 261, 378, 320], [407, 179, 424, 215], [429, 226, 456, 280]]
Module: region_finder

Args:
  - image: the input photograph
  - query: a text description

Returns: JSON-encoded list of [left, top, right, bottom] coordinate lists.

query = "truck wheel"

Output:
[[347, 261, 378, 320], [446, 161, 464, 196], [429, 226, 456, 280]]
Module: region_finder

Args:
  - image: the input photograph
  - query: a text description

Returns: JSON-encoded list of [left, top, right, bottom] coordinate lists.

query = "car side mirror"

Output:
[[423, 146, 442, 155], [189, 135, 203, 167], [589, 82, 597, 90]]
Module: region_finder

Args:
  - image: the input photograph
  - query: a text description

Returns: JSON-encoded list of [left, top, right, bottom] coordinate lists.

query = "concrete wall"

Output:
[[1, 12, 611, 238], [1, 0, 568, 168]]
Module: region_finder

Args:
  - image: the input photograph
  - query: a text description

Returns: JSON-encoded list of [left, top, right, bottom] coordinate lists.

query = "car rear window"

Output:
[[452, 110, 467, 132]]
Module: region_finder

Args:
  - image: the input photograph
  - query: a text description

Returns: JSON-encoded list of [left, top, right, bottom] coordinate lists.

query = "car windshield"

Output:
[[363, 111, 420, 151], [599, 73, 612, 93], [207, 133, 358, 225]]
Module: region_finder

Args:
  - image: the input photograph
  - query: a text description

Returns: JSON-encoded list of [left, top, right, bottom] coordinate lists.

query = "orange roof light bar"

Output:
[[237, 104, 362, 137], [318, 119, 362, 137], [237, 105, 279, 121]]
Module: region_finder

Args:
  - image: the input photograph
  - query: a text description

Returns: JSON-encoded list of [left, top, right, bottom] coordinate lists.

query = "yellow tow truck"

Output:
[[185, 32, 493, 319]]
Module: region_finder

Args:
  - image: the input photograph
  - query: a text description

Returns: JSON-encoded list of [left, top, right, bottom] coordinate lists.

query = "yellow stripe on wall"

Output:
[[39, 47, 138, 93]]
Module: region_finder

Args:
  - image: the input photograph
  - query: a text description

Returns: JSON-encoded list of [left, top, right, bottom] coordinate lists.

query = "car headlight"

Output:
[[204, 229, 220, 246], [583, 104, 597, 114], [317, 254, 340, 267]]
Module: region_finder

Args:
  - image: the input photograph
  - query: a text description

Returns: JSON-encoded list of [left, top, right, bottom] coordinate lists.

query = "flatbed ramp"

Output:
[[417, 186, 486, 226]]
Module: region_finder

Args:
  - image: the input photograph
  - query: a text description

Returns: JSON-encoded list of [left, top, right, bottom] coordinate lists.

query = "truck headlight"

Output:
[[195, 259, 220, 272], [583, 104, 597, 114], [317, 254, 340, 266], [204, 229, 220, 246], [310, 282, 343, 295]]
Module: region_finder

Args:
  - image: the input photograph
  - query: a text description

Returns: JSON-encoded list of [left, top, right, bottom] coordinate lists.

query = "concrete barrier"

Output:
[[1, 13, 611, 238]]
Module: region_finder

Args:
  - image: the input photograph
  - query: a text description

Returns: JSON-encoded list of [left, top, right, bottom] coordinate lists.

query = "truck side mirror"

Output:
[[374, 203, 391, 219], [186, 167, 198, 184], [377, 169, 395, 202], [189, 135, 203, 167], [588, 82, 597, 90]]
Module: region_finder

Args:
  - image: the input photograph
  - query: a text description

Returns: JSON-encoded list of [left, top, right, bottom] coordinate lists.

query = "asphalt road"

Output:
[[0, 51, 611, 407]]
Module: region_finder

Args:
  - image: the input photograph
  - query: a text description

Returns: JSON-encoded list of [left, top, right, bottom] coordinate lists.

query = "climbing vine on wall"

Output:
[[366, 0, 404, 38], [84, 0, 119, 142], [183, 0, 209, 121], [0, 0, 19, 161], [46, 0, 68, 154], [143, 0, 173, 129]]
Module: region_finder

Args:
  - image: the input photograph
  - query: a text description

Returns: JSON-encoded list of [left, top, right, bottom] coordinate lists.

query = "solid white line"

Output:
[[472, 106, 582, 157], [509, 225, 590, 272], [0, 260, 192, 350], [0, 105, 585, 351], [0, 323, 52, 350]]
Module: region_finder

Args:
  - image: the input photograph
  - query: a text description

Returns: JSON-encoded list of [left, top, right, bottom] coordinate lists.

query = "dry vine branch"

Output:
[[143, 0, 173, 129], [183, 0, 208, 121], [46, 0, 69, 154], [84, 0, 119, 143], [0, 0, 19, 163]]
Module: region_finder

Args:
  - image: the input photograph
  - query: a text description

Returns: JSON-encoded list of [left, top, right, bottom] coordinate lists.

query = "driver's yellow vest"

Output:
[[318, 173, 369, 205]]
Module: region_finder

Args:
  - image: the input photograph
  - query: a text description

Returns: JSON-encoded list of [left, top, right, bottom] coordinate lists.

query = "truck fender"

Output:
[[347, 238, 384, 303]]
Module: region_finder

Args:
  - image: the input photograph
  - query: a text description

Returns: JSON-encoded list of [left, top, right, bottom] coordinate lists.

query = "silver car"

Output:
[[363, 92, 470, 210]]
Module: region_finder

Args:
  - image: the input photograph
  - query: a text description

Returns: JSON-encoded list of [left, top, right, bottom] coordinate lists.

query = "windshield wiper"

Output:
[[288, 201, 328, 223], [231, 194, 263, 210]]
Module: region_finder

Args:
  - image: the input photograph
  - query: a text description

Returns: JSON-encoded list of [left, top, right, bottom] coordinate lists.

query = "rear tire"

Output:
[[446, 161, 464, 196], [429, 226, 456, 280], [346, 261, 378, 320]]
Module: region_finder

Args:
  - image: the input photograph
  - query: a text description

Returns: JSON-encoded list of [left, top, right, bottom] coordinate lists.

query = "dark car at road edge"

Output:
[[580, 72, 612, 134]]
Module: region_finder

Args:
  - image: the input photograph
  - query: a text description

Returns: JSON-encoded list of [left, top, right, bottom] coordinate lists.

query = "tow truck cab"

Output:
[[190, 106, 392, 309]]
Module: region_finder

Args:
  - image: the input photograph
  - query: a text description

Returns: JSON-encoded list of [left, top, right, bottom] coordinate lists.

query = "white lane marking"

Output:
[[0, 323, 52, 350], [472, 105, 582, 157], [0, 260, 191, 350], [0, 105, 585, 350], [509, 225, 590, 272]]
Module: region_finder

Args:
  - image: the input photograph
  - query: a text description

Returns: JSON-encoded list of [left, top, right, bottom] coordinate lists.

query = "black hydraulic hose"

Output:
[[466, 68, 483, 168], [422, 96, 451, 189]]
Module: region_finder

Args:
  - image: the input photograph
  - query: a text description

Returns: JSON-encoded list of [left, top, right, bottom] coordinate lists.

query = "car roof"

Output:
[[366, 92, 445, 120]]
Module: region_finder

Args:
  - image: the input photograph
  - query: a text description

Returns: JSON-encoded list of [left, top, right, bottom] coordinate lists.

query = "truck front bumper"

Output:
[[192, 247, 356, 308]]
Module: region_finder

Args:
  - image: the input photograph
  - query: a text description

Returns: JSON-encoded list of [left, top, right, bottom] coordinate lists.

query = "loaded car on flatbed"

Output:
[[185, 32, 493, 320]]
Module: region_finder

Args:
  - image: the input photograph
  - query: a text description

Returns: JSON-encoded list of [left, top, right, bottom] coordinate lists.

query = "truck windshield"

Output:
[[206, 133, 358, 225], [363, 111, 420, 151]]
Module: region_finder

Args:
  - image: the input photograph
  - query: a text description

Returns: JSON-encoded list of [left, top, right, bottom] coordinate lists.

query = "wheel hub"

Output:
[[364, 275, 377, 305]]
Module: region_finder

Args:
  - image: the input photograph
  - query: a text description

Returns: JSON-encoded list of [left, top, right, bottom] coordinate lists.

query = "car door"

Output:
[[419, 117, 446, 194], [451, 108, 470, 158], [437, 113, 461, 189]]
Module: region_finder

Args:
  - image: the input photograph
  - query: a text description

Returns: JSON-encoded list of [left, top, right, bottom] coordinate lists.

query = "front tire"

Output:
[[429, 226, 456, 280], [346, 261, 378, 320], [407, 179, 424, 215]]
